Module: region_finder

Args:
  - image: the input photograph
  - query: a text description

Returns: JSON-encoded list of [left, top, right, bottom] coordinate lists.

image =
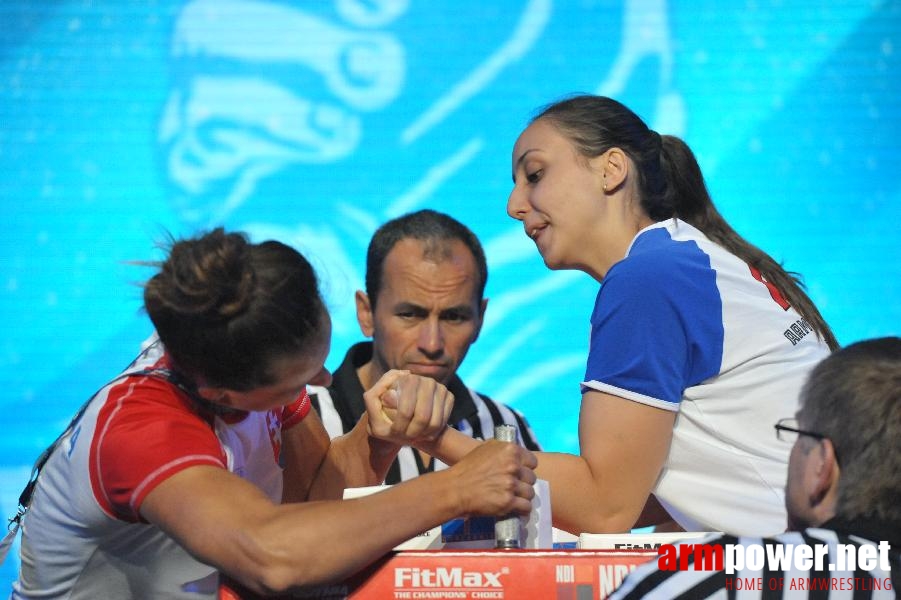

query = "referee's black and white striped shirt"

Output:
[[309, 342, 541, 485], [609, 518, 899, 599]]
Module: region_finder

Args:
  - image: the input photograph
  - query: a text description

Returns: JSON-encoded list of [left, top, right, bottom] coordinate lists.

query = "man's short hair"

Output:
[[365, 209, 488, 308], [798, 336, 901, 522]]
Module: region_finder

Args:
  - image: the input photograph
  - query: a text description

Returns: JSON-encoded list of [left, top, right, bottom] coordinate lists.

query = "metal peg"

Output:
[[493, 424, 521, 549]]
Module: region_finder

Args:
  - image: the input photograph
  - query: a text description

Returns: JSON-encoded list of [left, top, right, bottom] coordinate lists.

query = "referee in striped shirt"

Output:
[[310, 210, 540, 484], [610, 337, 901, 599]]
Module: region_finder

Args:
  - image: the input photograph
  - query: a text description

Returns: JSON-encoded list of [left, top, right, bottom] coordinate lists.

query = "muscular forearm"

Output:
[[146, 441, 535, 596], [155, 468, 465, 595], [420, 418, 657, 535], [249, 473, 465, 592], [534, 451, 643, 534]]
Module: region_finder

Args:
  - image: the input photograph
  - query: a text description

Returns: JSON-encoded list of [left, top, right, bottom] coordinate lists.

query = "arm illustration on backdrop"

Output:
[[4, 0, 897, 592], [154, 0, 686, 427]]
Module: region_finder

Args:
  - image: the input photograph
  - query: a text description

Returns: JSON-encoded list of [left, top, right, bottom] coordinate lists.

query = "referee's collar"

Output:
[[330, 341, 480, 427]]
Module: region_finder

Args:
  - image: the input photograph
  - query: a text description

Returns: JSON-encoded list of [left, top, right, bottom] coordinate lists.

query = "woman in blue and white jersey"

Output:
[[423, 94, 837, 538], [506, 94, 838, 536]]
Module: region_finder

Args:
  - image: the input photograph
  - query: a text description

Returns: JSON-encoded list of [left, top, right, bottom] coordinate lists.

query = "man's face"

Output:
[[357, 238, 486, 386], [783, 412, 825, 531]]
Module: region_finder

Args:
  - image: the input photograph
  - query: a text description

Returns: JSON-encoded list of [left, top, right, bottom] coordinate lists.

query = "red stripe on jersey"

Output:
[[89, 374, 227, 522], [129, 453, 223, 515]]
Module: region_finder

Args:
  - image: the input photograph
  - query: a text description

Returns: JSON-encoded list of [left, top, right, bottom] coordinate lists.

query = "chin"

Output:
[[785, 510, 812, 532], [540, 253, 565, 271], [542, 255, 577, 272]]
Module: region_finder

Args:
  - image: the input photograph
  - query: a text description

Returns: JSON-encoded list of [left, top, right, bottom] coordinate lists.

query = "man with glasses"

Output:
[[610, 337, 901, 599]]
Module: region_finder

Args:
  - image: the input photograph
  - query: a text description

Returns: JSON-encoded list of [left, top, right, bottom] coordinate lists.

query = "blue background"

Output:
[[2, 0, 899, 588]]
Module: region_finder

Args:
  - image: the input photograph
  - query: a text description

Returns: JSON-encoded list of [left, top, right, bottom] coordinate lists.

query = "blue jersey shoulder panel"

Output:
[[584, 227, 724, 404]]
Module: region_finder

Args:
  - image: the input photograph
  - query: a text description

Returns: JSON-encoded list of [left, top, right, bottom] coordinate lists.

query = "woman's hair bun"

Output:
[[147, 228, 256, 323]]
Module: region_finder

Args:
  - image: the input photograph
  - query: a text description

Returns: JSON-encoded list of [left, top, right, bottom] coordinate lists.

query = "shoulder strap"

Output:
[[7, 381, 103, 534], [4, 352, 196, 535], [2, 374, 110, 566]]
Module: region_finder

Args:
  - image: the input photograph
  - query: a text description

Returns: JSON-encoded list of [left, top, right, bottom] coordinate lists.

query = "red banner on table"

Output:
[[349, 549, 657, 599], [221, 549, 658, 599]]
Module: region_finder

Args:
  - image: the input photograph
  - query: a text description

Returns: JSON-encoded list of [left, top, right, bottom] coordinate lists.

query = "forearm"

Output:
[[241, 472, 465, 593], [261, 441, 536, 591], [534, 451, 643, 534], [163, 469, 463, 595], [280, 417, 330, 503], [423, 411, 669, 534], [147, 441, 536, 596], [415, 425, 482, 465], [540, 391, 675, 534], [307, 414, 400, 500], [420, 427, 635, 531]]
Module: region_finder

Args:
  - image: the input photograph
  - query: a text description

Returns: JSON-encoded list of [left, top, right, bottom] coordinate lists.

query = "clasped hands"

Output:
[[363, 370, 538, 519], [363, 369, 453, 445]]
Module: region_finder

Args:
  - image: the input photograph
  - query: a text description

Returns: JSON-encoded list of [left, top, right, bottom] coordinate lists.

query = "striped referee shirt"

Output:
[[609, 516, 900, 599], [309, 342, 541, 485]]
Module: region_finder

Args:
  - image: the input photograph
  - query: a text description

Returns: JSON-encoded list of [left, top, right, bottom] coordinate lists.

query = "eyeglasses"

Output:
[[774, 417, 826, 444]]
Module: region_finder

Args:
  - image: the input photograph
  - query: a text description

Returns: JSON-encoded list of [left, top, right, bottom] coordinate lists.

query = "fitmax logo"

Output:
[[395, 567, 507, 588]]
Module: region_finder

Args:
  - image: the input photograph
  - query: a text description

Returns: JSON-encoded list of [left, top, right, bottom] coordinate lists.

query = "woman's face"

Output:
[[218, 315, 333, 413], [507, 119, 651, 281], [507, 119, 617, 278]]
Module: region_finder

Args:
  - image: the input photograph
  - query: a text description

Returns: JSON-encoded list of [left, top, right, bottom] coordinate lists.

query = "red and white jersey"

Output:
[[12, 337, 311, 599]]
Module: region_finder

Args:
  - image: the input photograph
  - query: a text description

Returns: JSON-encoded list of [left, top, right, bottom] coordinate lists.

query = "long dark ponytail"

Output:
[[536, 95, 838, 350]]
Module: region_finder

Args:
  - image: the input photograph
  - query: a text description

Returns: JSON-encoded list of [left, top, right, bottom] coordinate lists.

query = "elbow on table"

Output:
[[224, 558, 332, 597], [556, 505, 643, 536], [216, 529, 332, 596]]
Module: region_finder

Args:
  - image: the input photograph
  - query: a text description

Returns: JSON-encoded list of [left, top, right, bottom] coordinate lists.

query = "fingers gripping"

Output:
[[455, 441, 537, 518], [364, 371, 454, 444]]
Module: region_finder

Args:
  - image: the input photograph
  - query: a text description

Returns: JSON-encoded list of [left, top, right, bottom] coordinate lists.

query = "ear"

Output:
[[355, 290, 375, 337], [808, 438, 841, 515], [196, 385, 230, 406], [591, 147, 628, 193], [470, 297, 488, 343]]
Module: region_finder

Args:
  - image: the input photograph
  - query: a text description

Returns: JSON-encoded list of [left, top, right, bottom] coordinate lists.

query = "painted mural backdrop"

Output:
[[1, 0, 899, 586]]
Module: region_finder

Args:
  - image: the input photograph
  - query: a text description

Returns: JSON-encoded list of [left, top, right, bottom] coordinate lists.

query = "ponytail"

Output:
[[659, 135, 838, 350]]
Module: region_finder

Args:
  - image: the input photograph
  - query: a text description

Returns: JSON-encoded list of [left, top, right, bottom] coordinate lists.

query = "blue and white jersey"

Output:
[[582, 219, 830, 536]]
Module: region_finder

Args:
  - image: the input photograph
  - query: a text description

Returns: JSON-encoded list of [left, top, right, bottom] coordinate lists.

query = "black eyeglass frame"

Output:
[[774, 417, 840, 466], [773, 418, 827, 442]]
